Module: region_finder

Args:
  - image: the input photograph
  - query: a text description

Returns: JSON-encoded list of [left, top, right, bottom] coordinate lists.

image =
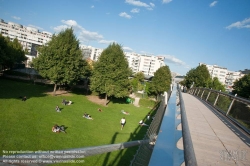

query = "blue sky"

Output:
[[1, 0, 250, 75]]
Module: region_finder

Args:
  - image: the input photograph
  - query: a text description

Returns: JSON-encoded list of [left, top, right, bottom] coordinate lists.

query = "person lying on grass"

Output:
[[52, 124, 60, 133], [83, 113, 93, 120], [121, 110, 130, 115]]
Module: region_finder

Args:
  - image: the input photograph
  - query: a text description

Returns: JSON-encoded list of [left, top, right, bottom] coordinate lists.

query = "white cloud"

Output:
[[125, 0, 150, 7], [123, 46, 133, 52], [226, 17, 250, 29], [209, 1, 218, 7], [91, 5, 94, 8], [162, 0, 172, 4], [27, 24, 44, 30], [131, 8, 140, 13], [53, 25, 68, 32], [12, 16, 21, 20], [150, 3, 155, 7], [53, 20, 104, 43], [119, 12, 132, 19], [161, 55, 187, 67], [61, 20, 78, 27], [99, 40, 116, 44]]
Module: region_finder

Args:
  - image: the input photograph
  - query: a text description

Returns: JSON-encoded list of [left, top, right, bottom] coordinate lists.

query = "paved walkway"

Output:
[[182, 93, 249, 166]]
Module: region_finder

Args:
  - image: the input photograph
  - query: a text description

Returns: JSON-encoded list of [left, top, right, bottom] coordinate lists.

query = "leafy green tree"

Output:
[[90, 43, 132, 105], [232, 74, 250, 99], [0, 35, 27, 70], [183, 64, 211, 88], [33, 28, 90, 95], [209, 77, 225, 91], [130, 72, 145, 92], [149, 65, 172, 99]]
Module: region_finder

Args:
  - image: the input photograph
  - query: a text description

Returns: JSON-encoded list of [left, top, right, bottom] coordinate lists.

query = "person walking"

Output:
[[120, 117, 126, 130]]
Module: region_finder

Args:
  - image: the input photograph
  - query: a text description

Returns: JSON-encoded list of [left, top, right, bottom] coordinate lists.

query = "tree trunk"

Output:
[[53, 83, 57, 96], [105, 93, 108, 105]]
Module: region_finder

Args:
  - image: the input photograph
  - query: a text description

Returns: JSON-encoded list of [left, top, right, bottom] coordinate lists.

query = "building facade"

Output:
[[0, 18, 52, 56], [81, 45, 166, 77], [199, 63, 245, 92]]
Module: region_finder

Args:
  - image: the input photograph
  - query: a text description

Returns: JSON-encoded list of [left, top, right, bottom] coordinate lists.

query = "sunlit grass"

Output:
[[0, 78, 156, 166]]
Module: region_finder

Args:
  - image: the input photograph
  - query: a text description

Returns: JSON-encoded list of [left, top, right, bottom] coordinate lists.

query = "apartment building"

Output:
[[225, 71, 244, 90], [138, 55, 165, 76], [199, 63, 244, 92], [81, 45, 166, 77], [80, 45, 103, 61], [0, 18, 52, 56]]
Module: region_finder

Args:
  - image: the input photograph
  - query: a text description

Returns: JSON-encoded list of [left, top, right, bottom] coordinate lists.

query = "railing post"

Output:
[[226, 94, 237, 116], [206, 91, 211, 101], [197, 89, 200, 97], [213, 90, 221, 106], [201, 90, 205, 99], [194, 89, 197, 96]]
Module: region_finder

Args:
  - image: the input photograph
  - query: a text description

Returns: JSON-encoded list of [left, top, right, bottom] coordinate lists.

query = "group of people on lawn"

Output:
[[53, 99, 152, 132]]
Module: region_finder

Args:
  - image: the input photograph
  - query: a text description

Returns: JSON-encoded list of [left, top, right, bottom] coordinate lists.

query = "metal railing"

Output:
[[130, 91, 169, 166], [178, 87, 197, 166], [0, 140, 147, 165], [189, 87, 250, 134]]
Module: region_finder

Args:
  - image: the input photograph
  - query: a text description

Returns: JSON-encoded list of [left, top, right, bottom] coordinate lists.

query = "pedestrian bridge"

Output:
[[148, 86, 250, 166]]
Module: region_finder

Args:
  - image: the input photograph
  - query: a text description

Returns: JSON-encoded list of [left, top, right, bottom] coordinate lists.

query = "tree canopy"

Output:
[[0, 34, 27, 70], [149, 65, 172, 97], [209, 77, 225, 91], [90, 43, 132, 104], [183, 64, 211, 88], [130, 72, 145, 92], [232, 74, 250, 99], [32, 28, 90, 95]]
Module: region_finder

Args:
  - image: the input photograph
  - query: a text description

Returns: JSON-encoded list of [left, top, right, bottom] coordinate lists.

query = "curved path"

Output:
[[182, 93, 250, 166]]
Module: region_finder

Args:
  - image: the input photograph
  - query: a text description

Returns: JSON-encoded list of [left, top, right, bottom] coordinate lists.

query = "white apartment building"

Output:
[[225, 71, 244, 89], [0, 19, 52, 56], [80, 45, 103, 61], [81, 45, 166, 77], [124, 52, 141, 73], [199, 63, 244, 92], [138, 55, 165, 76]]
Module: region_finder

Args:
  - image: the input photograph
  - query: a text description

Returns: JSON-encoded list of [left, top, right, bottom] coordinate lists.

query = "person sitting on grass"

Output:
[[62, 99, 67, 105], [22, 96, 27, 101], [52, 124, 60, 133], [55, 105, 61, 112], [139, 120, 148, 126]]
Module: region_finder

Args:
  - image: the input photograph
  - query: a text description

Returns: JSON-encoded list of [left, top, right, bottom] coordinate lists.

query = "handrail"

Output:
[[178, 88, 197, 166], [0, 140, 147, 164]]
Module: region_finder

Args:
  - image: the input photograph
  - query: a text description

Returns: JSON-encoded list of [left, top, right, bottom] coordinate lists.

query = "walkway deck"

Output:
[[182, 93, 249, 165]]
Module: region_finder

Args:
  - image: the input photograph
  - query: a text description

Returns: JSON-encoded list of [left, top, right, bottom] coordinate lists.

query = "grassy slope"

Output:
[[0, 78, 155, 166]]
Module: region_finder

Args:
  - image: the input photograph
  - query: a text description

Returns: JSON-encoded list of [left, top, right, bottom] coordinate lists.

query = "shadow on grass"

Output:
[[101, 102, 161, 166], [0, 77, 52, 100]]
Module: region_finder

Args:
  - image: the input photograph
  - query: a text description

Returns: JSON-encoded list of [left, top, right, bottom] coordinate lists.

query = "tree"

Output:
[[232, 74, 250, 99], [149, 65, 172, 99], [0, 34, 27, 70], [183, 64, 211, 88], [90, 43, 132, 105], [32, 28, 90, 95], [130, 72, 145, 92], [209, 77, 225, 91]]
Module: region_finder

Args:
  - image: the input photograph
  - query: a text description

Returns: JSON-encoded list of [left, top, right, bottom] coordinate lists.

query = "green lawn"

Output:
[[0, 78, 156, 166]]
